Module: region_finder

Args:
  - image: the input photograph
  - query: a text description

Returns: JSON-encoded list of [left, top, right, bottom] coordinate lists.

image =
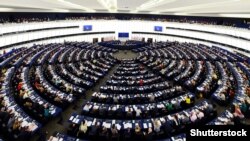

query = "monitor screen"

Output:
[[118, 32, 129, 38], [154, 26, 163, 32], [83, 25, 92, 31]]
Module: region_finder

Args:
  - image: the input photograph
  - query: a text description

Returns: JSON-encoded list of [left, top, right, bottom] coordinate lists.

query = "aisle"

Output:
[[30, 60, 121, 141]]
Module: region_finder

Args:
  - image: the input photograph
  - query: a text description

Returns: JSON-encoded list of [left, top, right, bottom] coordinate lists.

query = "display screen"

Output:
[[118, 32, 129, 37], [83, 25, 92, 31], [154, 26, 163, 32]]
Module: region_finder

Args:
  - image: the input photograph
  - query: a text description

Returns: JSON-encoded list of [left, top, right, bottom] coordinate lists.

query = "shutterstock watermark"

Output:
[[186, 126, 249, 140], [190, 129, 247, 136]]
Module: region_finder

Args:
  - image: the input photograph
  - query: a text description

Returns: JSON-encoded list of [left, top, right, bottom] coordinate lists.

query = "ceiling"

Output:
[[0, 0, 250, 18]]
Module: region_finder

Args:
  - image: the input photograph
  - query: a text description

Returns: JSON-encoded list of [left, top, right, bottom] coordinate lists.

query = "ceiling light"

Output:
[[56, 0, 95, 12], [97, 0, 117, 12], [162, 0, 241, 12], [219, 14, 250, 18], [137, 0, 176, 10], [173, 12, 189, 15], [0, 8, 13, 12], [51, 9, 70, 12], [150, 11, 160, 14]]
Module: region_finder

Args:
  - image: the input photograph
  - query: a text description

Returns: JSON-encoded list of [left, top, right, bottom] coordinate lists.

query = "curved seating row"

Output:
[[0, 42, 118, 140]]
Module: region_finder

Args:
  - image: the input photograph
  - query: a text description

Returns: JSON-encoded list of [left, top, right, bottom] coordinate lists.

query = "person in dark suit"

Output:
[[99, 126, 109, 141], [89, 122, 100, 140], [161, 120, 173, 138], [19, 126, 30, 141], [67, 123, 79, 136], [36, 130, 48, 141], [134, 124, 142, 140], [110, 124, 119, 141], [123, 128, 132, 141], [144, 127, 153, 141], [116, 108, 123, 118]]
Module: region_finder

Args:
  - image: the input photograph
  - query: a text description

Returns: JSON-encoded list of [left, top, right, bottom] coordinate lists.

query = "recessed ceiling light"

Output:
[[56, 0, 95, 12], [97, 0, 117, 12], [0, 8, 13, 12]]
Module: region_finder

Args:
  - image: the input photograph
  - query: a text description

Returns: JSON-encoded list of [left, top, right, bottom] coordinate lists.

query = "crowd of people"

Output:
[[1, 40, 250, 141], [0, 15, 249, 29]]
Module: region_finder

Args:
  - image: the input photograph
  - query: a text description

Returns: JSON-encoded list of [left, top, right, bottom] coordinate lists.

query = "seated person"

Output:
[[197, 110, 205, 120], [134, 124, 142, 140], [190, 111, 198, 123], [149, 95, 155, 102], [99, 126, 109, 140], [185, 96, 191, 105], [12, 119, 21, 135], [123, 128, 132, 140], [22, 91, 30, 100], [34, 80, 44, 93], [126, 108, 133, 118], [153, 119, 161, 133], [233, 104, 244, 119], [23, 98, 33, 109], [240, 99, 249, 116], [67, 123, 79, 136], [43, 104, 50, 118], [110, 124, 119, 140], [89, 122, 100, 139], [77, 120, 88, 138], [144, 127, 153, 141]]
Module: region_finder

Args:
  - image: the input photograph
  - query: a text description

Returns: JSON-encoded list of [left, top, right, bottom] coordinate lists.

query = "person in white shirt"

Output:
[[197, 110, 204, 119], [135, 108, 141, 117]]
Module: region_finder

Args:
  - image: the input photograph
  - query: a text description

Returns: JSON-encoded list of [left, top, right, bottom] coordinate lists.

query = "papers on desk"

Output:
[[28, 122, 38, 131], [125, 107, 128, 112], [50, 109, 56, 115], [123, 123, 132, 129], [167, 115, 173, 120], [21, 120, 28, 127], [156, 104, 161, 108], [93, 105, 99, 109], [69, 116, 74, 121], [87, 121, 92, 126], [218, 117, 228, 122], [83, 105, 89, 111], [149, 123, 152, 128], [103, 122, 111, 128], [226, 112, 233, 118], [72, 118, 79, 124], [116, 124, 121, 130], [183, 111, 189, 117], [38, 101, 44, 105], [133, 105, 137, 110], [160, 117, 165, 123]]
